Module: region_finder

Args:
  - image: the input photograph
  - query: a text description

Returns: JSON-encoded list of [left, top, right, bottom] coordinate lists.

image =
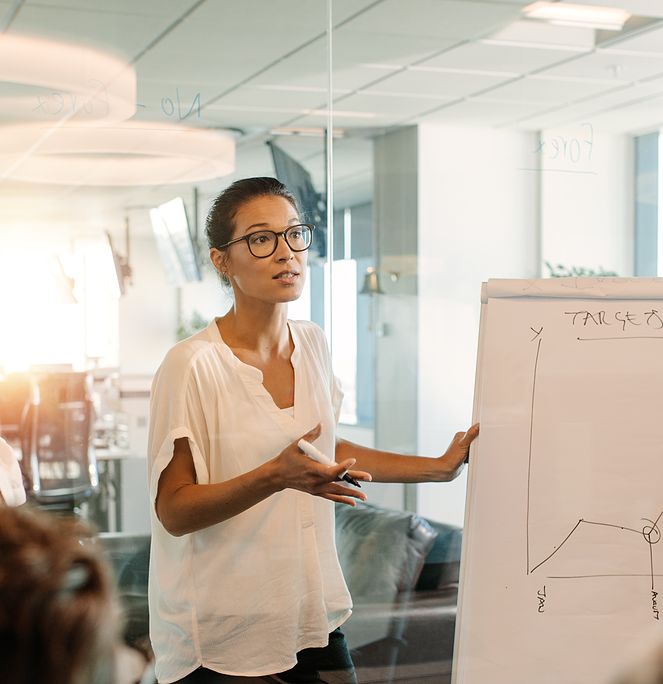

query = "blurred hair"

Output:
[[613, 645, 663, 684], [205, 176, 300, 286], [0, 506, 119, 684]]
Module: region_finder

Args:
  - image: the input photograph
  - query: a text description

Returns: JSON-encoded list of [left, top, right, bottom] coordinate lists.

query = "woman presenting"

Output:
[[148, 177, 479, 684]]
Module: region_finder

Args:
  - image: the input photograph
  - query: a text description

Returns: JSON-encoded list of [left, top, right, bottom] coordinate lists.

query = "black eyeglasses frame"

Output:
[[217, 224, 315, 259]]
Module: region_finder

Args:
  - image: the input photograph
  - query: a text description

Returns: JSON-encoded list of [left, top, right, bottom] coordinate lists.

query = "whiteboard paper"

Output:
[[454, 283, 663, 684]]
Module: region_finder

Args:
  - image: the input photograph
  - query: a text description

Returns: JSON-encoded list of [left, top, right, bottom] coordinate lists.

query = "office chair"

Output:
[[22, 372, 99, 513]]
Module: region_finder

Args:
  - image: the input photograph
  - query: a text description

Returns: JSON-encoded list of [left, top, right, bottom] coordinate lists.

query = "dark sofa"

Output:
[[99, 502, 462, 684]]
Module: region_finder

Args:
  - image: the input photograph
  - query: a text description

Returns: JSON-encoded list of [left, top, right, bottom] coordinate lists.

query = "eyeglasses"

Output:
[[218, 224, 315, 258]]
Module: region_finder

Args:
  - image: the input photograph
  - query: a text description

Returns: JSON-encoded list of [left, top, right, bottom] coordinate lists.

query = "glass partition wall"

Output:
[[2, 0, 663, 682]]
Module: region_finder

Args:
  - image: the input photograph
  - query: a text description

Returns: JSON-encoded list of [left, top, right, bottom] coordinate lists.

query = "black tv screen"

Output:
[[267, 141, 327, 260], [150, 197, 201, 286]]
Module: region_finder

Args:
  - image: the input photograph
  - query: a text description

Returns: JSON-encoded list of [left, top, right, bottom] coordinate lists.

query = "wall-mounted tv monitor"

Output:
[[267, 141, 327, 260], [105, 231, 130, 296], [150, 197, 201, 287]]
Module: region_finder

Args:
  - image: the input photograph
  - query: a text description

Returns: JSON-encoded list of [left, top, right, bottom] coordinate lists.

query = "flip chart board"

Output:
[[453, 277, 663, 684]]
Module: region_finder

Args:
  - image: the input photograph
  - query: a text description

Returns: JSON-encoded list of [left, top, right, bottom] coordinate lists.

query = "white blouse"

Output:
[[147, 319, 352, 683]]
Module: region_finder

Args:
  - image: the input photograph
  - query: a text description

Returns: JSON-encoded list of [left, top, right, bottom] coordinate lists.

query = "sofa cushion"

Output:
[[415, 520, 462, 591], [335, 502, 437, 604]]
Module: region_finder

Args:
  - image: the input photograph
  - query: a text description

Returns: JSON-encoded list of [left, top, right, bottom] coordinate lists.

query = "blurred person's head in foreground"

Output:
[[0, 505, 119, 684], [611, 628, 663, 684]]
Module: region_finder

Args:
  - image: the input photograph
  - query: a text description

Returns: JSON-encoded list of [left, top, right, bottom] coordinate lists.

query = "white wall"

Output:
[[540, 125, 634, 276], [118, 235, 178, 375], [416, 124, 540, 526]]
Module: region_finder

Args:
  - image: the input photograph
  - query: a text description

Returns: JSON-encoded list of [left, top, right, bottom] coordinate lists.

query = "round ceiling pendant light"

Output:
[[0, 33, 136, 123], [0, 121, 236, 185]]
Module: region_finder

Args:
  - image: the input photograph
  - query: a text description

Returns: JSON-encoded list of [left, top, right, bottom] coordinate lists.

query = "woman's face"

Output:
[[214, 194, 308, 305]]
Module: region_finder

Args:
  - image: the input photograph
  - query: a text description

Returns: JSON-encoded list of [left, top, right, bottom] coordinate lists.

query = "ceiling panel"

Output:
[[334, 91, 456, 123], [418, 97, 546, 126], [604, 24, 663, 54], [532, 93, 663, 133], [331, 27, 458, 67], [578, 99, 663, 132], [332, 0, 386, 24], [286, 111, 392, 131], [9, 4, 181, 57], [485, 76, 622, 104], [539, 49, 663, 82], [195, 105, 311, 131], [248, 41, 393, 93], [419, 41, 580, 75], [361, 67, 513, 99], [25, 0, 193, 17], [512, 83, 663, 130], [343, 0, 521, 41], [487, 20, 595, 50], [135, 3, 327, 109], [211, 86, 328, 112]]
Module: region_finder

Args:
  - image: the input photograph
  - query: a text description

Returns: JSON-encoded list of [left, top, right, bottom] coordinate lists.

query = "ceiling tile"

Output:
[[23, 0, 191, 17], [342, 0, 522, 41], [512, 83, 663, 129], [419, 41, 580, 75], [200, 105, 316, 131], [333, 91, 455, 123], [249, 40, 401, 92], [331, 26, 458, 67], [9, 4, 181, 57], [604, 24, 663, 54], [539, 49, 663, 82], [135, 3, 327, 107], [361, 67, 513, 99], [487, 19, 595, 50], [210, 86, 328, 112], [418, 97, 546, 126], [486, 76, 622, 104]]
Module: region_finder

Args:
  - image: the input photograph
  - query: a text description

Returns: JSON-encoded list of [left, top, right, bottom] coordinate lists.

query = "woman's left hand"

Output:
[[435, 423, 480, 482]]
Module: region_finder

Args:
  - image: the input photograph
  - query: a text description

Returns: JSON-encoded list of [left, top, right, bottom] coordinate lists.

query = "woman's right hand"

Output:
[[273, 424, 370, 506]]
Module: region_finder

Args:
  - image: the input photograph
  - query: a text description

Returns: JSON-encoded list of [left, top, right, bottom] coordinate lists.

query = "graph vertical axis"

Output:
[[526, 337, 542, 576]]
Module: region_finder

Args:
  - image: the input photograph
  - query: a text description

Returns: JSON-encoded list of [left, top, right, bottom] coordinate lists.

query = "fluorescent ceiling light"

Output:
[[480, 38, 592, 53], [523, 2, 630, 31], [309, 109, 376, 119], [0, 121, 235, 186], [270, 127, 345, 138], [0, 33, 136, 122]]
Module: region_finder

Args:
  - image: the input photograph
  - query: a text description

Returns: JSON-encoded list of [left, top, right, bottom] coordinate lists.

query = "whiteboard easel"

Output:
[[453, 278, 663, 684]]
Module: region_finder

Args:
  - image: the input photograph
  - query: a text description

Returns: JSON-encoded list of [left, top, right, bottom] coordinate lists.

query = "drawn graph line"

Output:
[[577, 336, 663, 341], [550, 574, 663, 579], [530, 519, 643, 574], [530, 512, 663, 595], [526, 336, 542, 575], [525, 330, 663, 601]]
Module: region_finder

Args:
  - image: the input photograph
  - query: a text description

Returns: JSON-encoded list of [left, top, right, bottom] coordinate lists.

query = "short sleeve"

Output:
[[147, 350, 211, 509]]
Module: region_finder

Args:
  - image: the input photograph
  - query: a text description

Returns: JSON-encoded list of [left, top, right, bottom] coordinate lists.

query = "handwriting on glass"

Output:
[[33, 86, 201, 120], [33, 79, 111, 117], [534, 123, 593, 164]]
